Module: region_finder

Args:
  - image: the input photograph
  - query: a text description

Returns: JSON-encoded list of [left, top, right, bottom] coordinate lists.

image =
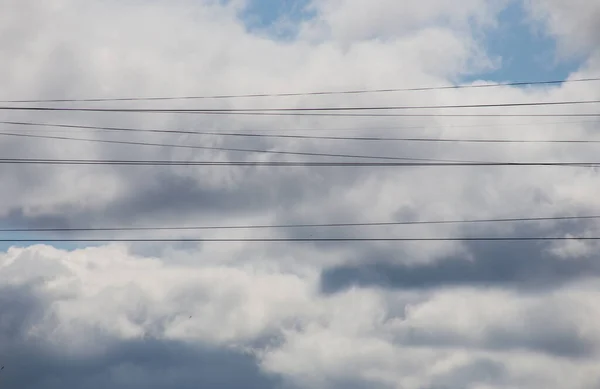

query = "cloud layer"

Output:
[[2, 0, 600, 388]]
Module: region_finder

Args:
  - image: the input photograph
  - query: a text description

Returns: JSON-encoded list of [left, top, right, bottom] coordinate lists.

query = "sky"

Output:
[[467, 0, 582, 82], [240, 0, 584, 81], [1, 0, 600, 388]]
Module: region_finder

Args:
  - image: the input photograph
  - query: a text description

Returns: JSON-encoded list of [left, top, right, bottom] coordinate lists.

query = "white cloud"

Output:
[[526, 0, 600, 56], [301, 0, 506, 41], [3, 245, 600, 388], [2, 0, 600, 388]]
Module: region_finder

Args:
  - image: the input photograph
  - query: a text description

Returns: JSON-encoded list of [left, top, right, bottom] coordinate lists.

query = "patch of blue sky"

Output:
[[238, 0, 314, 39], [238, 0, 585, 83], [464, 0, 584, 84], [0, 231, 100, 252]]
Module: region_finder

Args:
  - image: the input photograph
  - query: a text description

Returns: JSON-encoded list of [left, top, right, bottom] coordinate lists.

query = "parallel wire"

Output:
[[3, 130, 600, 167], [4, 78, 600, 245], [1, 107, 599, 118], [3, 77, 600, 103], [0, 132, 482, 163], [0, 159, 598, 167], [1, 100, 600, 118], [3, 214, 600, 232], [137, 112, 600, 118], [4, 237, 600, 243], [4, 119, 600, 135], [2, 122, 599, 164], [4, 120, 600, 143]]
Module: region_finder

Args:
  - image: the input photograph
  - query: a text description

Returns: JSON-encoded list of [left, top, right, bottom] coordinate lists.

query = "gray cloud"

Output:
[[2, 1, 600, 388], [392, 309, 593, 358], [321, 219, 600, 294], [2, 341, 280, 389], [0, 284, 281, 389], [3, 244, 600, 389], [321, 240, 600, 293], [426, 358, 508, 389]]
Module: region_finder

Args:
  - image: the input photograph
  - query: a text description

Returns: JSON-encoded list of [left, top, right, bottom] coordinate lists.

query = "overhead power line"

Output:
[[0, 132, 481, 163], [0, 158, 598, 167], [0, 108, 599, 118], [1, 99, 600, 117], [120, 112, 600, 118], [4, 120, 600, 143], [1, 108, 600, 118], [3, 77, 600, 103], [4, 214, 600, 232], [4, 237, 600, 243], [4, 119, 600, 135]]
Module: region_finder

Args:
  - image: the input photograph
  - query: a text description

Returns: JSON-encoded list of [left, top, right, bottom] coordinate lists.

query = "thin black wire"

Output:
[[152, 112, 600, 118], [4, 120, 600, 143], [1, 107, 599, 118], [3, 214, 600, 232], [0, 132, 482, 163], [0, 159, 598, 167], [1, 99, 600, 116], [3, 77, 600, 103], [4, 237, 600, 242], [210, 99, 600, 111], [254, 119, 600, 132], [4, 119, 599, 135]]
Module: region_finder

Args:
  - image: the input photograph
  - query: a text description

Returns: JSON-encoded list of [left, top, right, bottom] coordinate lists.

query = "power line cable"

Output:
[[4, 121, 600, 143], [0, 132, 483, 163], [1, 99, 600, 115], [4, 119, 599, 135], [152, 112, 600, 118], [0, 159, 597, 167], [4, 237, 600, 243], [3, 77, 600, 103], [1, 107, 599, 118], [4, 133, 600, 167], [3, 214, 600, 232], [247, 119, 600, 132]]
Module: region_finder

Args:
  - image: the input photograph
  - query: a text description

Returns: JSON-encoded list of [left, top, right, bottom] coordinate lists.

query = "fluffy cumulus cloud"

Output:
[[301, 0, 503, 40], [525, 0, 600, 56], [1, 0, 600, 388]]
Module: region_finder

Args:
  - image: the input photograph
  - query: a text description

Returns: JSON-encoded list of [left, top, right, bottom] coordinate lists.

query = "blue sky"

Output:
[[241, 0, 310, 26], [468, 0, 582, 83], [240, 0, 313, 38], [240, 0, 583, 83], [0, 236, 92, 252]]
